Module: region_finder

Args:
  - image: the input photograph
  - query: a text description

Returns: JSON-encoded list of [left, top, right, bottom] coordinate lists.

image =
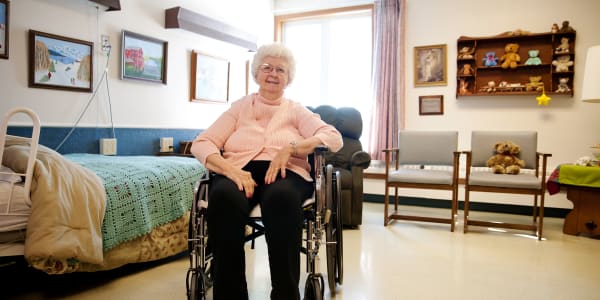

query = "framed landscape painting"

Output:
[[28, 30, 93, 92], [190, 50, 229, 103], [121, 30, 168, 84], [0, 0, 9, 59]]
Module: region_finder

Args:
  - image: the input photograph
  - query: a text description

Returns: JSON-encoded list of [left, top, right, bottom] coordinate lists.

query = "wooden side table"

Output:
[[562, 185, 600, 237]]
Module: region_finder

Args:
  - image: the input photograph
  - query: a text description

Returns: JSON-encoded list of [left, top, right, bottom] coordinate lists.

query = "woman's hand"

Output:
[[205, 153, 257, 198], [265, 145, 294, 184], [226, 168, 257, 198]]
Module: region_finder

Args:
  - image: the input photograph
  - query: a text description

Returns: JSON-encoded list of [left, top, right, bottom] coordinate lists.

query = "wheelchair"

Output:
[[186, 147, 343, 300]]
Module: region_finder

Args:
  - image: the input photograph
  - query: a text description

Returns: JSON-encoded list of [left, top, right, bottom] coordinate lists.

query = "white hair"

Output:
[[251, 43, 296, 86]]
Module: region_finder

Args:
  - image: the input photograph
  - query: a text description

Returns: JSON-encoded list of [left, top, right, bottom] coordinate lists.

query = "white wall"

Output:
[[3, 0, 599, 208], [0, 0, 273, 129], [276, 0, 600, 209], [401, 0, 600, 208]]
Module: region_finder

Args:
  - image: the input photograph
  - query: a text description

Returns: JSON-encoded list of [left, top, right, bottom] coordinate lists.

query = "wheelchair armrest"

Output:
[[314, 145, 329, 154]]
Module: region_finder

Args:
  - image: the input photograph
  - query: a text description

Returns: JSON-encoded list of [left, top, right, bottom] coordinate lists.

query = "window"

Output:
[[275, 5, 374, 149]]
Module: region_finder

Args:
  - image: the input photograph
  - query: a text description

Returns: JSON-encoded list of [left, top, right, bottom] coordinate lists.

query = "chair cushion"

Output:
[[388, 168, 454, 185], [468, 171, 542, 189], [471, 131, 537, 169], [398, 131, 458, 165]]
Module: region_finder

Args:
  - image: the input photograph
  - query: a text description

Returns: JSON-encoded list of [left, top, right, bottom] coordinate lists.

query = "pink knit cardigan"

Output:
[[191, 93, 343, 181]]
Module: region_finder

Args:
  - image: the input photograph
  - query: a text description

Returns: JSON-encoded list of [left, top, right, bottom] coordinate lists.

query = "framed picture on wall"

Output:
[[121, 30, 168, 84], [414, 44, 447, 87], [419, 95, 444, 115], [0, 0, 9, 59], [28, 30, 93, 92], [190, 50, 230, 103]]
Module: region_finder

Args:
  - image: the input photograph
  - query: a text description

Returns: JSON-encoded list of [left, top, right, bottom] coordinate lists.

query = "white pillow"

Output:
[[0, 165, 21, 183]]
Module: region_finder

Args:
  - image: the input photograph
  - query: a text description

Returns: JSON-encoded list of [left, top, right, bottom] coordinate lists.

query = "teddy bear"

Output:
[[500, 43, 520, 69], [525, 76, 544, 92], [555, 77, 571, 93], [482, 51, 498, 67], [459, 63, 474, 76], [524, 49, 542, 65], [458, 46, 475, 59], [555, 37, 570, 54], [486, 141, 526, 175], [552, 55, 573, 72]]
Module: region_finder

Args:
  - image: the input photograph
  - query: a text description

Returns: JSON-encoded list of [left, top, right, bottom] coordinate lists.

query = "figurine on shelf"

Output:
[[552, 55, 573, 72], [555, 78, 571, 93], [555, 37, 570, 54], [551, 23, 559, 33], [479, 81, 497, 93], [458, 79, 471, 95], [482, 51, 498, 67], [524, 49, 542, 65], [497, 81, 509, 92], [458, 46, 475, 59], [558, 20, 575, 33], [459, 63, 475, 76]]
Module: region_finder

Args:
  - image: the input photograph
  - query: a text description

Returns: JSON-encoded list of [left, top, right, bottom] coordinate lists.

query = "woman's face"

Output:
[[256, 56, 289, 97]]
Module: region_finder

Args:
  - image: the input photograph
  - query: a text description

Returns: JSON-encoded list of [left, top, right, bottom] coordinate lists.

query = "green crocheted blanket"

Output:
[[65, 154, 206, 251]]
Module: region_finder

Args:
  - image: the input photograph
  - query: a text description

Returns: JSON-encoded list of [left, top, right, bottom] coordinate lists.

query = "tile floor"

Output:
[[4, 202, 600, 300]]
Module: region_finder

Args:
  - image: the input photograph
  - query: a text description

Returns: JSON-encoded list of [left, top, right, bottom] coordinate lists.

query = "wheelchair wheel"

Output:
[[325, 169, 344, 294], [187, 179, 212, 300], [186, 270, 205, 300], [304, 273, 324, 300]]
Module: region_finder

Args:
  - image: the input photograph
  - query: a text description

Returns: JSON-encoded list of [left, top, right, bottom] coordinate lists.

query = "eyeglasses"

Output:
[[259, 64, 287, 75]]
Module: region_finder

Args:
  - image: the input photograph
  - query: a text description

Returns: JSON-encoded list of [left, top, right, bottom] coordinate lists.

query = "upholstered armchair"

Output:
[[309, 105, 371, 228]]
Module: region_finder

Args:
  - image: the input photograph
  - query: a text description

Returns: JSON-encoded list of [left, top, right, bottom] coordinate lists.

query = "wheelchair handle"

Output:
[[314, 145, 329, 154]]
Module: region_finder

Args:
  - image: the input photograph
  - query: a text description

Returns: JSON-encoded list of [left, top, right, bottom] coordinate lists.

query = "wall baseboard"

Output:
[[364, 194, 569, 219]]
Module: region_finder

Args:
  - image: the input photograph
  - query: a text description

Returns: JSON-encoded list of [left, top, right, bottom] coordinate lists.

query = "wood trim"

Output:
[[274, 4, 374, 42]]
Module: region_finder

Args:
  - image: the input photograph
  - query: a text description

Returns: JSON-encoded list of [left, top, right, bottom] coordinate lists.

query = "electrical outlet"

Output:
[[160, 137, 174, 153], [101, 35, 111, 55], [100, 138, 117, 155]]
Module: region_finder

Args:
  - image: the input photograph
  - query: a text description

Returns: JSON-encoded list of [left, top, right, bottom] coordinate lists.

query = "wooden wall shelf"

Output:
[[456, 31, 576, 97]]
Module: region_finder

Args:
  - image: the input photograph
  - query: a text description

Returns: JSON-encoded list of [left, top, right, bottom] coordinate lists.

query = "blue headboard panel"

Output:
[[7, 126, 204, 155]]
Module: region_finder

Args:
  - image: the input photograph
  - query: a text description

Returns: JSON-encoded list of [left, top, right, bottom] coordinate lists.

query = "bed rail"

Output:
[[0, 107, 41, 206]]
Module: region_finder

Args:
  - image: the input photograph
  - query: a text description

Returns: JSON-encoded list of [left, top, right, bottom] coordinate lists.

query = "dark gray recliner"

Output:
[[309, 105, 371, 228]]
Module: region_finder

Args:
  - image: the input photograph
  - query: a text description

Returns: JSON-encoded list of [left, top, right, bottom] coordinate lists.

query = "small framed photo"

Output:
[[419, 95, 444, 115], [121, 30, 168, 84], [0, 0, 9, 59], [190, 50, 230, 103], [28, 30, 93, 92], [414, 44, 447, 87]]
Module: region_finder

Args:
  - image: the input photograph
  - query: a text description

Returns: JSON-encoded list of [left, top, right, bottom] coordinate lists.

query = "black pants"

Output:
[[207, 161, 314, 300]]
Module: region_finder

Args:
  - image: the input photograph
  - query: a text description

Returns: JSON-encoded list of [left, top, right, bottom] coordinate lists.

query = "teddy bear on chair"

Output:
[[486, 141, 526, 175]]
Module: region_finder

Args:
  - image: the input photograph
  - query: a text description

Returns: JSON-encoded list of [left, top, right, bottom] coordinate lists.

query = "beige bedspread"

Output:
[[3, 136, 106, 274]]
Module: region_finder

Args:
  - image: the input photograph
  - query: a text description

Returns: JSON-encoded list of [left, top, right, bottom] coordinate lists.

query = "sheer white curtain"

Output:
[[281, 9, 373, 148]]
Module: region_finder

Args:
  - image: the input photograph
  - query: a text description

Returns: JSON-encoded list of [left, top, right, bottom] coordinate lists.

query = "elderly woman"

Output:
[[191, 43, 343, 300]]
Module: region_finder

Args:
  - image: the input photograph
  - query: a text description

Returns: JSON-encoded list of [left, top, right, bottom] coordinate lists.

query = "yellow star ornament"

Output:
[[536, 87, 551, 106]]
